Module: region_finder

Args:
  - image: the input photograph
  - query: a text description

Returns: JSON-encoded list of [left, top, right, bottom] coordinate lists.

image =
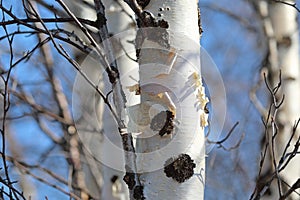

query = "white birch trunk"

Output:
[[257, 1, 300, 199], [128, 1, 207, 199], [98, 1, 137, 200], [269, 1, 300, 199], [69, 0, 136, 199]]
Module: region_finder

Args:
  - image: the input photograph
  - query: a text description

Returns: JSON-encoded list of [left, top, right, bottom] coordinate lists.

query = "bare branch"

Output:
[[0, 17, 97, 27]]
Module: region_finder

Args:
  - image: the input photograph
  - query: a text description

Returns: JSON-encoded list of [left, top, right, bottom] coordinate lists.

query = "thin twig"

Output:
[[0, 17, 97, 27]]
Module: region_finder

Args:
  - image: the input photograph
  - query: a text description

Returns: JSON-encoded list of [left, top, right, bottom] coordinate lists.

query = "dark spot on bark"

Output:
[[134, 85, 141, 95], [166, 7, 170, 11], [137, 0, 150, 9], [150, 110, 175, 136], [123, 165, 136, 190], [157, 19, 169, 29], [197, 8, 203, 35], [133, 185, 146, 200], [136, 48, 141, 60], [164, 154, 196, 183], [121, 133, 135, 152], [123, 172, 135, 190], [158, 13, 162, 17], [138, 11, 169, 29], [111, 175, 118, 183], [278, 36, 292, 47], [96, 12, 107, 27], [204, 103, 209, 114], [159, 7, 163, 11], [107, 67, 119, 84]]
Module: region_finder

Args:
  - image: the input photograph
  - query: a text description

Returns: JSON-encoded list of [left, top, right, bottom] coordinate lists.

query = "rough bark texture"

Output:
[[128, 1, 207, 199]]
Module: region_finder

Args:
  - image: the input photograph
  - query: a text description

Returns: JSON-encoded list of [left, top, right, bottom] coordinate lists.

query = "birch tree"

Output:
[[67, 0, 136, 199], [252, 1, 300, 199], [74, 0, 208, 199], [122, 1, 208, 199], [0, 0, 210, 199]]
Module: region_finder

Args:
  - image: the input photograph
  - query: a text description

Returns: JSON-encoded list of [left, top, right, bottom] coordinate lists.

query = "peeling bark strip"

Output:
[[127, 1, 171, 59], [135, 15, 170, 58], [164, 154, 196, 183], [135, 26, 170, 59]]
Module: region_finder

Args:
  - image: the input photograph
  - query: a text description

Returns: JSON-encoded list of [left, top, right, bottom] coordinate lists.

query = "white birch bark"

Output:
[[268, 1, 300, 199], [128, 1, 207, 199], [69, 0, 137, 199], [257, 1, 300, 199], [97, 1, 137, 200]]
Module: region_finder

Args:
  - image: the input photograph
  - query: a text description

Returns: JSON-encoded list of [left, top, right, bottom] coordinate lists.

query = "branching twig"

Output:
[[250, 72, 300, 199], [207, 122, 244, 151], [0, 17, 97, 27], [0, 10, 25, 199]]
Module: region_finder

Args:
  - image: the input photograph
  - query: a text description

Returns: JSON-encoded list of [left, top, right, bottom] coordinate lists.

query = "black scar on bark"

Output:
[[111, 175, 118, 183], [133, 185, 146, 200], [95, 12, 107, 27], [197, 7, 203, 35], [135, 11, 170, 59], [123, 165, 136, 190], [121, 133, 135, 152], [137, 0, 150, 9], [150, 110, 174, 136], [164, 154, 196, 183]]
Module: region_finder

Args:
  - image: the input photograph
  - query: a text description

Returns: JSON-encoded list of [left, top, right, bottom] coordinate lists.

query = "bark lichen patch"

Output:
[[164, 154, 196, 183], [123, 166, 136, 190], [123, 172, 135, 190], [150, 110, 174, 136], [133, 185, 146, 200]]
